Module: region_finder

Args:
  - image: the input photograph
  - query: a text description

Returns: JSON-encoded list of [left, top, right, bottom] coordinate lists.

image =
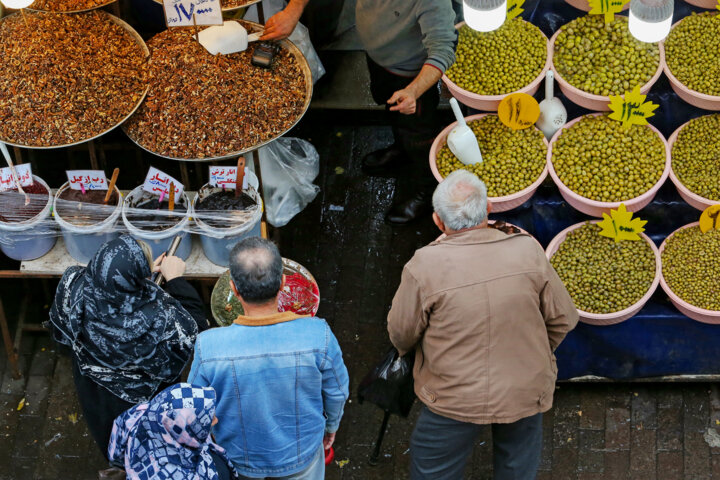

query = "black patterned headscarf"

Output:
[[49, 235, 198, 403]]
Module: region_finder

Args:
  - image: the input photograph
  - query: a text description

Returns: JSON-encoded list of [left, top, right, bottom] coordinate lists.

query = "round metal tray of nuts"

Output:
[[152, 0, 261, 13], [123, 20, 312, 162], [27, 0, 117, 13], [0, 11, 149, 149]]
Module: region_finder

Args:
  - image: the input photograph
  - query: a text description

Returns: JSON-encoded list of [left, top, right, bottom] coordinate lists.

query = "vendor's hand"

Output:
[[388, 89, 418, 115], [260, 7, 301, 41], [323, 432, 336, 450], [153, 254, 186, 282]]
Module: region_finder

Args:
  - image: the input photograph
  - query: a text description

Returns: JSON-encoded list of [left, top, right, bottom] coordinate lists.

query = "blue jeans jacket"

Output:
[[188, 312, 349, 478]]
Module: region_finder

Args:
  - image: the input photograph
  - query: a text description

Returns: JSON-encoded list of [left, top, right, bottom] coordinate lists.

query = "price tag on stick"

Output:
[[608, 86, 659, 128], [0, 163, 32, 193], [507, 0, 525, 20], [699, 205, 720, 233], [66, 170, 108, 191], [209, 165, 249, 190], [163, 0, 223, 27], [143, 167, 184, 197], [589, 0, 630, 24], [498, 93, 540, 130], [597, 203, 647, 242]]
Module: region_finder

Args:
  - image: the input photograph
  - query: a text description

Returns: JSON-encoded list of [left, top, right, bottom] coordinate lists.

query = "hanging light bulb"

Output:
[[463, 0, 507, 33], [628, 0, 673, 43], [0, 0, 33, 8]]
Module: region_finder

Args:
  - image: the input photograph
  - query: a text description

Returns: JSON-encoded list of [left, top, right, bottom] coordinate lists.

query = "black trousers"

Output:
[[410, 406, 543, 480], [366, 55, 441, 191]]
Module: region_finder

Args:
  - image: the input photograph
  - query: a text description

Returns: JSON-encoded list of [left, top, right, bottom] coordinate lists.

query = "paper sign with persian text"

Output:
[[699, 205, 720, 233], [209, 166, 249, 190], [608, 86, 659, 128], [66, 170, 108, 191], [0, 163, 32, 193], [598, 204, 647, 242], [589, 0, 630, 24], [163, 0, 223, 27], [142, 167, 184, 197], [498, 93, 540, 130], [507, 0, 525, 20]]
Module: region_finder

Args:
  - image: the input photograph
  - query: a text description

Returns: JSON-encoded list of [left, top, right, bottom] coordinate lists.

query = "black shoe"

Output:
[[361, 145, 408, 176], [384, 190, 433, 225]]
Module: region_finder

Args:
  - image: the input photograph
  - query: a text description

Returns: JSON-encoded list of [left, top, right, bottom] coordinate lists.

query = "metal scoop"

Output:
[[447, 98, 483, 165]]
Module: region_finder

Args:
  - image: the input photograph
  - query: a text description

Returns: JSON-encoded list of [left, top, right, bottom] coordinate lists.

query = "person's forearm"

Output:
[[406, 65, 443, 100], [285, 0, 309, 19]]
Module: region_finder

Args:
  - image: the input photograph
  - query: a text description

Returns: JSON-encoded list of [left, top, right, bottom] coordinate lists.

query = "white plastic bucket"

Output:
[[121, 186, 192, 260], [53, 183, 123, 264], [0, 176, 56, 261], [191, 170, 263, 267]]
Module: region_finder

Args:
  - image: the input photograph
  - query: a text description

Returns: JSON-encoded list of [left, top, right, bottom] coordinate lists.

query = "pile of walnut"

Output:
[[0, 11, 147, 147], [29, 0, 111, 12], [124, 27, 308, 160]]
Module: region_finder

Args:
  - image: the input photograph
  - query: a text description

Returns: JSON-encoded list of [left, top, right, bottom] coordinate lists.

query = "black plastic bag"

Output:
[[357, 347, 416, 417]]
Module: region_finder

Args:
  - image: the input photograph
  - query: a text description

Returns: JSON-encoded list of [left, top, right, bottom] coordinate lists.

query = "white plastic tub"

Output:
[[0, 176, 56, 261]]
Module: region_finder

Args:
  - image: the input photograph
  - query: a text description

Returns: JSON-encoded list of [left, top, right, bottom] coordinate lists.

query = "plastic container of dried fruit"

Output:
[[546, 220, 661, 326], [659, 16, 720, 111], [442, 21, 551, 112], [548, 22, 664, 111], [429, 114, 549, 212], [547, 113, 671, 217], [659, 222, 720, 324], [564, 0, 629, 12], [667, 118, 719, 211], [53, 182, 123, 264], [0, 176, 56, 261]]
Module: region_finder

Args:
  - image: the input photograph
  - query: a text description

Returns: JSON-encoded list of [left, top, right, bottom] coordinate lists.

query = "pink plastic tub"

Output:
[[659, 16, 720, 111], [547, 113, 671, 217], [667, 118, 719, 211], [549, 25, 664, 111], [429, 114, 549, 213], [659, 222, 720, 324], [683, 0, 717, 9], [546, 221, 661, 326], [442, 21, 550, 111]]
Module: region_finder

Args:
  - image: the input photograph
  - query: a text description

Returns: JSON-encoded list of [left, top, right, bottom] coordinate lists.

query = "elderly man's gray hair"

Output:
[[229, 237, 283, 304], [432, 169, 488, 231]]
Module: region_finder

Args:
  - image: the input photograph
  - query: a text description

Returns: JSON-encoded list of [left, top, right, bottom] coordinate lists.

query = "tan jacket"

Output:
[[387, 227, 578, 425]]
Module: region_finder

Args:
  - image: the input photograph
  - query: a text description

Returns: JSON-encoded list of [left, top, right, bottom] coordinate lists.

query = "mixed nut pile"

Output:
[[124, 26, 308, 160], [29, 0, 110, 11], [0, 11, 147, 147]]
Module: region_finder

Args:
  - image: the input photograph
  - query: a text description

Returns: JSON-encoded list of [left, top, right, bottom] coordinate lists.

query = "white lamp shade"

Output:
[[463, 0, 507, 33], [1, 0, 34, 8], [628, 11, 672, 43]]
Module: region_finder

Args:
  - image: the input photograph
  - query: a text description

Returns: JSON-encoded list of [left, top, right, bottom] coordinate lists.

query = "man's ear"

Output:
[[432, 212, 445, 233], [280, 274, 286, 292], [230, 278, 242, 301], [487, 200, 493, 215]]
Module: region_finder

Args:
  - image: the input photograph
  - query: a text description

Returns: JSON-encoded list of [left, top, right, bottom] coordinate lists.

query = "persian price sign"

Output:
[[142, 167, 184, 197], [163, 0, 223, 27], [507, 0, 525, 20], [498, 93, 540, 130], [589, 0, 630, 24], [608, 85, 659, 128], [209, 166, 249, 189], [66, 170, 108, 190], [0, 163, 33, 192], [699, 205, 720, 233], [598, 203, 647, 242]]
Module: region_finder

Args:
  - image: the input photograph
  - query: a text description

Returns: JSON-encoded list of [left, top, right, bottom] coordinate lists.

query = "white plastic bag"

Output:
[[244, 0, 326, 83], [258, 138, 320, 227]]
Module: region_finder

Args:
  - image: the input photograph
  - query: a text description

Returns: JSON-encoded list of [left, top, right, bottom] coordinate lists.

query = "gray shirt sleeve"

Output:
[[416, 0, 457, 73]]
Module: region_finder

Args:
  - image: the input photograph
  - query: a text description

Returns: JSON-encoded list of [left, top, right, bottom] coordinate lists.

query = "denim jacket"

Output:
[[188, 312, 349, 478]]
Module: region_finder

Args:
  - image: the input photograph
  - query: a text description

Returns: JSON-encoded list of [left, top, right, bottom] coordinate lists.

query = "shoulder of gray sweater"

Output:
[[414, 0, 458, 73]]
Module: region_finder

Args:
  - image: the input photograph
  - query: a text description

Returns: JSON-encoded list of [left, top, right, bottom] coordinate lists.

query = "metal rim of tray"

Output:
[[122, 19, 313, 162], [152, 0, 261, 13], [26, 0, 117, 14], [0, 10, 150, 150]]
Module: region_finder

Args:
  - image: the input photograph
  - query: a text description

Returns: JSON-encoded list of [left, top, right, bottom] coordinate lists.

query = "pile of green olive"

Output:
[[671, 114, 720, 202], [664, 12, 720, 97], [551, 223, 656, 314], [551, 115, 665, 202], [446, 19, 547, 96], [436, 116, 546, 197]]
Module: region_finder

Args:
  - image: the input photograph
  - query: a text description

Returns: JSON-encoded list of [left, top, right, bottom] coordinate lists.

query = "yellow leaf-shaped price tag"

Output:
[[507, 0, 525, 20], [608, 85, 659, 128], [699, 205, 720, 233], [588, 0, 630, 24], [598, 204, 647, 242], [498, 93, 540, 130]]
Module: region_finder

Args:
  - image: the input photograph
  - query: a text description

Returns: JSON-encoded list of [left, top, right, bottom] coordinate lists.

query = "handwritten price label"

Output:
[[209, 166, 249, 190], [66, 170, 108, 191], [598, 203, 647, 242], [699, 205, 720, 233], [507, 0, 525, 20], [608, 86, 659, 128], [498, 93, 540, 130], [163, 0, 222, 27], [142, 167, 184, 197], [0, 164, 33, 193], [589, 0, 630, 24]]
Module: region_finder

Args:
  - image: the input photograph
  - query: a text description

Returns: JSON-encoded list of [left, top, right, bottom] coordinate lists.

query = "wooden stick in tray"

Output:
[[236, 156, 245, 198], [169, 182, 175, 211], [104, 168, 119, 204]]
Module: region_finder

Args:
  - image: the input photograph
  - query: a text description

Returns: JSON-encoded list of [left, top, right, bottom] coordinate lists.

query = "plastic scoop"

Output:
[[447, 98, 482, 165], [198, 21, 262, 55], [0, 142, 30, 205], [535, 71, 567, 140]]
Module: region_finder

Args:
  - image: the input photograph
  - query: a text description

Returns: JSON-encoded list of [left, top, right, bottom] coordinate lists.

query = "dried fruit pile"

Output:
[[0, 11, 147, 147], [30, 0, 111, 12], [125, 27, 308, 160], [152, 0, 256, 10]]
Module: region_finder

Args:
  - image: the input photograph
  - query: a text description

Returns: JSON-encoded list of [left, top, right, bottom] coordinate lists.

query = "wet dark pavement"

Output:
[[2, 112, 720, 479]]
